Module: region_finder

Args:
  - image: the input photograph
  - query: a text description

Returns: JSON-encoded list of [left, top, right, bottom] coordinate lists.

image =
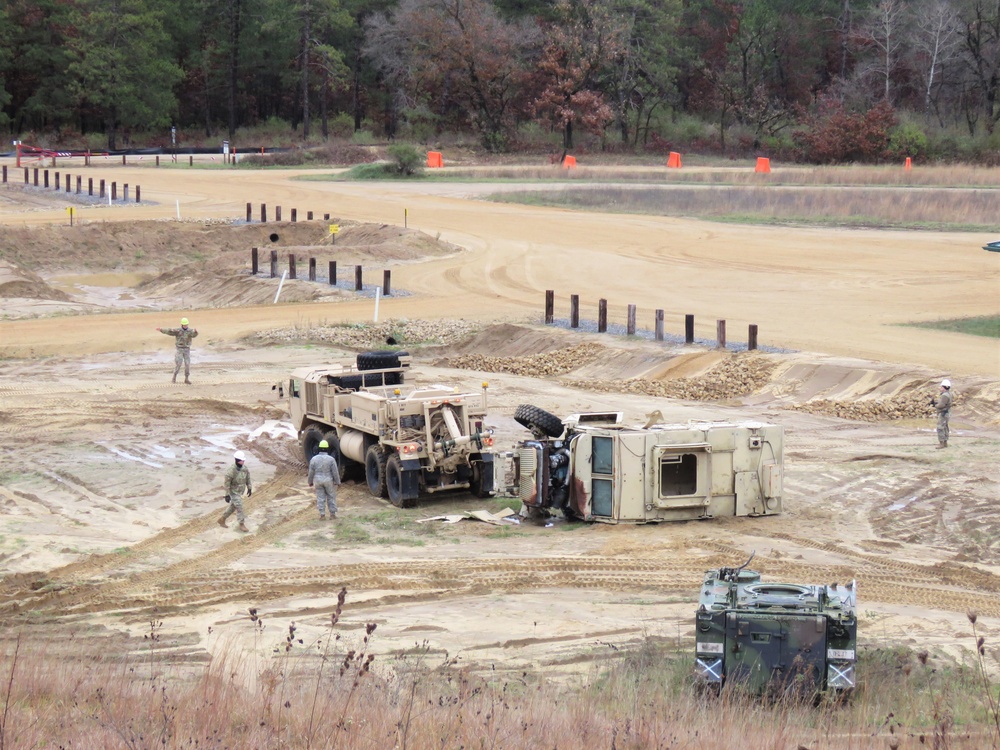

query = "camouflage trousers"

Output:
[[221, 493, 246, 523], [173, 348, 191, 381], [937, 411, 950, 444], [315, 481, 338, 516]]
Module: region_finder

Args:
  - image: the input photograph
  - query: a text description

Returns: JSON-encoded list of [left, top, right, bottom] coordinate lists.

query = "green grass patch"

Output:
[[903, 315, 1000, 338], [341, 163, 427, 180]]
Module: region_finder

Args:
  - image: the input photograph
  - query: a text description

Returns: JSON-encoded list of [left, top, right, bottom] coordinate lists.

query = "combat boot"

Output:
[[218, 515, 228, 527], [237, 521, 249, 533], [172, 375, 177, 383], [937, 440, 947, 449], [185, 378, 192, 385]]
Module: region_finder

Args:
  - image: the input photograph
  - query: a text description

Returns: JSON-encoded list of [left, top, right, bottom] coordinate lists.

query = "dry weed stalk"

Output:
[[967, 611, 1000, 748]]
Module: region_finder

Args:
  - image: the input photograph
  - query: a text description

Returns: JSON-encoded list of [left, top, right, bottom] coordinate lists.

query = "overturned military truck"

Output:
[[512, 405, 783, 523], [695, 556, 857, 697], [288, 351, 495, 507]]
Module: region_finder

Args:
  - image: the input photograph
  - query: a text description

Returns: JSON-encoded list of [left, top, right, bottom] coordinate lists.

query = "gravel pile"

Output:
[[446, 343, 606, 376], [248, 319, 481, 349], [789, 391, 939, 422], [565, 354, 778, 401]]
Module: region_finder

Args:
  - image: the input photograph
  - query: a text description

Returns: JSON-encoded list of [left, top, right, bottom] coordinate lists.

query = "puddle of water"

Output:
[[887, 496, 916, 512], [250, 420, 297, 441], [50, 272, 152, 290], [99, 443, 164, 468]]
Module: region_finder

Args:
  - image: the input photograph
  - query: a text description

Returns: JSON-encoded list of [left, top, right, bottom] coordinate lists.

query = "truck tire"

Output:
[[302, 425, 326, 462], [365, 445, 389, 498], [469, 462, 493, 498], [322, 430, 358, 482], [386, 453, 418, 508], [514, 404, 564, 438], [357, 350, 407, 371]]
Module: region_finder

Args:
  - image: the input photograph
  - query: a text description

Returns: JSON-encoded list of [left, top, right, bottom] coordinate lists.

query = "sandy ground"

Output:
[[0, 159, 999, 682]]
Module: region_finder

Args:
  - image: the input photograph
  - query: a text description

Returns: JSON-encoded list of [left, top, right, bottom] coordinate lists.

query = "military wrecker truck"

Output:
[[288, 351, 495, 507], [511, 405, 783, 523], [694, 554, 857, 697]]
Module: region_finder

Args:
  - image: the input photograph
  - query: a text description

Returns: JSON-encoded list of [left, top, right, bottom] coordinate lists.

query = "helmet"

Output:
[[941, 379, 951, 388], [180, 317, 189, 326], [233, 450, 246, 461], [318, 440, 329, 449]]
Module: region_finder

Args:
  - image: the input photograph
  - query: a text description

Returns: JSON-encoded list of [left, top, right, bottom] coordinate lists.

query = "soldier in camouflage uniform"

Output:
[[156, 317, 199, 384], [219, 450, 252, 532], [308, 439, 342, 520], [932, 378, 953, 448]]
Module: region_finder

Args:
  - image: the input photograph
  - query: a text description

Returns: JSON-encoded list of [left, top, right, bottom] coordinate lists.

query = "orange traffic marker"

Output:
[[755, 157, 771, 173], [563, 155, 577, 168], [904, 156, 912, 171], [426, 151, 443, 168], [667, 151, 682, 168]]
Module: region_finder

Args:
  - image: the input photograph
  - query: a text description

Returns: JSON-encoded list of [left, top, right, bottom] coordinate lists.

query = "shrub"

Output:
[[888, 121, 929, 160], [794, 98, 897, 163], [386, 143, 424, 175]]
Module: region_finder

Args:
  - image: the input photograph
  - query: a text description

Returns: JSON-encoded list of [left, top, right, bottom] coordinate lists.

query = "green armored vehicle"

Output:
[[694, 556, 857, 697]]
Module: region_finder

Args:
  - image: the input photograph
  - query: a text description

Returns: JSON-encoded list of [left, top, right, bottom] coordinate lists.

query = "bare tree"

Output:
[[857, 0, 909, 102], [911, 0, 962, 117]]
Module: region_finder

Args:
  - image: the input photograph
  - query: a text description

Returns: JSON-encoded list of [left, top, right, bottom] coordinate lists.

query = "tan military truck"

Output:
[[512, 405, 782, 523], [288, 351, 496, 507]]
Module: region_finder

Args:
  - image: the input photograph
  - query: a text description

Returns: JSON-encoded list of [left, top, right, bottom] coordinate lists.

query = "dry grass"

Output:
[[492, 185, 1000, 231], [3, 602, 1000, 749]]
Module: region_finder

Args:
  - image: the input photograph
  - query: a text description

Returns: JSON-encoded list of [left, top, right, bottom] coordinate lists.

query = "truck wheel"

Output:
[[322, 431, 356, 481], [357, 350, 405, 371], [386, 453, 418, 508], [302, 425, 325, 462], [514, 404, 564, 438], [365, 445, 388, 498]]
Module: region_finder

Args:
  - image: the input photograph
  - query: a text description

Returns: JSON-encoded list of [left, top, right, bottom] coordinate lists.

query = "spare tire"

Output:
[[357, 350, 404, 371], [514, 404, 564, 438]]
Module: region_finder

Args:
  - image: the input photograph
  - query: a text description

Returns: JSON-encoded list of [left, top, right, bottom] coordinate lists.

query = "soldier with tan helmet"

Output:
[[308, 440, 341, 520], [931, 379, 954, 448], [156, 317, 199, 384], [219, 450, 252, 532]]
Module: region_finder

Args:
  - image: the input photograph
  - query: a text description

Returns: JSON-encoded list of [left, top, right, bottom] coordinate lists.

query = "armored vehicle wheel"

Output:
[[322, 431, 358, 481], [514, 404, 564, 438], [385, 453, 418, 508], [302, 425, 326, 462], [357, 350, 408, 371], [365, 445, 389, 498]]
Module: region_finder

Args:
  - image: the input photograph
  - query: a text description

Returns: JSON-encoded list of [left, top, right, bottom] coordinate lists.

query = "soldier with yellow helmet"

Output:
[[308, 439, 342, 520], [156, 316, 199, 384]]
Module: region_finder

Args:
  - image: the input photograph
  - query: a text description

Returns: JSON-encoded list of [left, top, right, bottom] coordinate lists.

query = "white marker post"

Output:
[[274, 270, 287, 304], [373, 286, 381, 322], [176, 200, 181, 220]]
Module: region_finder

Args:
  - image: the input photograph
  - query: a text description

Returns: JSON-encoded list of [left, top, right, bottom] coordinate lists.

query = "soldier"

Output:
[[156, 317, 199, 384], [219, 450, 252, 532], [931, 379, 954, 449], [308, 440, 342, 520]]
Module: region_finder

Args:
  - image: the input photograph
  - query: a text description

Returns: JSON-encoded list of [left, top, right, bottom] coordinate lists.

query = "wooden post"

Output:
[[598, 299, 607, 332], [355, 265, 363, 291], [44, 170, 49, 188], [570, 294, 580, 328], [383, 269, 391, 296], [329, 261, 337, 285], [275, 206, 282, 222], [76, 176, 82, 194], [246, 203, 252, 222], [291, 208, 297, 222], [748, 324, 758, 351], [270, 250, 278, 278], [309, 257, 316, 281], [717, 319, 727, 349], [135, 185, 140, 202], [324, 213, 330, 221], [99, 179, 105, 198], [123, 184, 129, 201], [627, 304, 637, 335], [251, 248, 259, 275], [307, 211, 314, 221], [111, 182, 117, 201], [544, 290, 554, 324], [261, 203, 267, 223], [288, 254, 297, 279], [156, 155, 160, 167], [122, 154, 126, 165], [685, 314, 694, 344], [655, 309, 664, 341], [2, 165, 6, 183], [65, 176, 71, 193], [33, 168, 39, 186], [24, 168, 29, 184], [189, 155, 193, 166], [88, 177, 93, 196], [54, 172, 59, 190]]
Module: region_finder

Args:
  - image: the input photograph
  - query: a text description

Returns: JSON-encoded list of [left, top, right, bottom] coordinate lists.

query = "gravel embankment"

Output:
[[247, 319, 481, 348], [789, 391, 940, 422], [446, 343, 606, 376]]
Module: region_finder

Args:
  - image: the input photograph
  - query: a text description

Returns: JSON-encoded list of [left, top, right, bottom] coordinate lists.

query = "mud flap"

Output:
[[399, 458, 422, 500], [476, 454, 495, 493]]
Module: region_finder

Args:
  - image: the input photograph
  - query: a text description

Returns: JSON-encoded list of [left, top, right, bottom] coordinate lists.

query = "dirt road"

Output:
[[0, 162, 999, 678]]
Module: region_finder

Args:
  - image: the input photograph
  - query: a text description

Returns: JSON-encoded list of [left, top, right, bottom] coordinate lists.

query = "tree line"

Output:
[[0, 0, 997, 160]]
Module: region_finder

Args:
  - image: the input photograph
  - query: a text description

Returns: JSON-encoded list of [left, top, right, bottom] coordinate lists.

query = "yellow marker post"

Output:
[[329, 223, 339, 245], [67, 206, 74, 227]]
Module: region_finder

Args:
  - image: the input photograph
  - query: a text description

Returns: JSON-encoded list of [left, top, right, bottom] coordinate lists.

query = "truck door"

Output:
[[724, 613, 783, 693]]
